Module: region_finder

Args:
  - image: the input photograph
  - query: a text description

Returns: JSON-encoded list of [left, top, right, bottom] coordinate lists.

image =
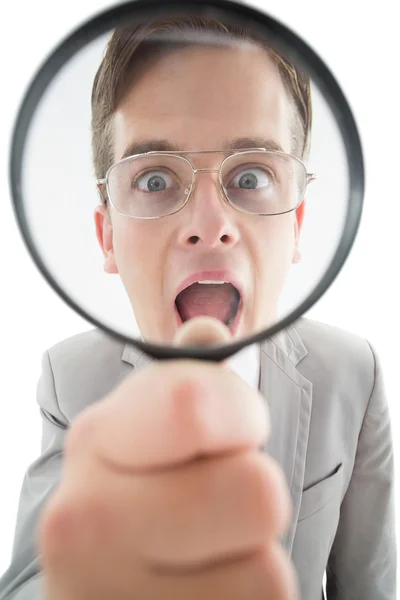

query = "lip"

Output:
[[175, 271, 244, 299], [174, 270, 244, 336]]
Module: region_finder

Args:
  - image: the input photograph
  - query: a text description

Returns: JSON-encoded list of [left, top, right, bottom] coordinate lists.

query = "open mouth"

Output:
[[175, 281, 242, 331]]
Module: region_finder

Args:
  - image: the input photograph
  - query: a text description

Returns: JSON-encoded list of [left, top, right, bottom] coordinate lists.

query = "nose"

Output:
[[177, 175, 240, 248]]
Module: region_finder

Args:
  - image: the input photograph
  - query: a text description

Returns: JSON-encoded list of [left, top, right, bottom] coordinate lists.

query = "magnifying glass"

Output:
[[9, 0, 364, 362]]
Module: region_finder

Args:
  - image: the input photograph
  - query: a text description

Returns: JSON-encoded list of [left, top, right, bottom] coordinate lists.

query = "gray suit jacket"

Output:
[[0, 318, 396, 599]]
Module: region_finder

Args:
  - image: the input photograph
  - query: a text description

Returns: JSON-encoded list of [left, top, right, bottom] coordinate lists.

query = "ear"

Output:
[[94, 205, 118, 274], [292, 200, 306, 264]]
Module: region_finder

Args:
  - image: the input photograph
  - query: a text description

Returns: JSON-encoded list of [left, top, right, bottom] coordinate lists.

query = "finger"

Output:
[[51, 449, 291, 568], [136, 452, 292, 565], [65, 360, 269, 471], [41, 521, 297, 600], [141, 543, 299, 600], [173, 316, 246, 376], [72, 451, 291, 565], [173, 316, 232, 347]]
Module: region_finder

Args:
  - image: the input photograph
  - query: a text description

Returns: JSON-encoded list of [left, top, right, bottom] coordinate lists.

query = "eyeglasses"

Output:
[[97, 148, 316, 219]]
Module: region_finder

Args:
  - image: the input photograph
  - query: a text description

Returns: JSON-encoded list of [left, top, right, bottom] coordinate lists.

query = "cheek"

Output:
[[252, 218, 296, 274], [111, 221, 160, 283]]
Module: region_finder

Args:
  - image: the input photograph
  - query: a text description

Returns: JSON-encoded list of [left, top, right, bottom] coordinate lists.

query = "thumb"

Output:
[[173, 316, 232, 348], [173, 317, 268, 451]]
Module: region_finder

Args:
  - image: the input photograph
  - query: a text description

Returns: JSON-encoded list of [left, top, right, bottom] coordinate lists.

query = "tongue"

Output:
[[176, 283, 239, 325]]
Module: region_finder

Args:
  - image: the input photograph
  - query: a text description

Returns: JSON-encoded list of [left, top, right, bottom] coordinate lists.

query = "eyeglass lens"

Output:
[[107, 152, 306, 218]]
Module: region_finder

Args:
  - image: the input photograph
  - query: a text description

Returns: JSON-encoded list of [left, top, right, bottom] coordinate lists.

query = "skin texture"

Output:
[[39, 319, 299, 600], [95, 44, 305, 344], [38, 43, 302, 600]]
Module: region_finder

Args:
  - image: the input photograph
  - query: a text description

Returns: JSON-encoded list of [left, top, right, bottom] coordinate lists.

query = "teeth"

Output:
[[197, 280, 226, 284]]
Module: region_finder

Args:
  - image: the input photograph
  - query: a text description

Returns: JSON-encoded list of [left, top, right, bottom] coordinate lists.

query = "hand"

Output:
[[39, 318, 299, 599]]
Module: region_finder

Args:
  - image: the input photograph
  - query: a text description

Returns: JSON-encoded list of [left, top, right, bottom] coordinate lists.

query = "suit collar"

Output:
[[121, 344, 154, 369], [121, 319, 308, 369], [262, 320, 308, 366], [259, 320, 312, 555]]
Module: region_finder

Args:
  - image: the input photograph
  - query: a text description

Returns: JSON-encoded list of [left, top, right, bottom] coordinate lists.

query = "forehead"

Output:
[[113, 44, 294, 159]]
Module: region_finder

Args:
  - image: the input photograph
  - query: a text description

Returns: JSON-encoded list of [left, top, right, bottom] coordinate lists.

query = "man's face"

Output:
[[95, 44, 304, 344]]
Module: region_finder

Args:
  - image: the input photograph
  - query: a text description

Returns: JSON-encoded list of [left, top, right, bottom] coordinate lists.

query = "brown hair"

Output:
[[91, 16, 312, 179]]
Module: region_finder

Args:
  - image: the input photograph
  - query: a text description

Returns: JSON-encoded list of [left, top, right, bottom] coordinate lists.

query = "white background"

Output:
[[1, 0, 399, 585]]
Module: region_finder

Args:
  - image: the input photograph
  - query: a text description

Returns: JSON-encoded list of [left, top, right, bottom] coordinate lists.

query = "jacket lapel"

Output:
[[260, 323, 313, 555], [121, 344, 154, 370], [121, 321, 313, 556]]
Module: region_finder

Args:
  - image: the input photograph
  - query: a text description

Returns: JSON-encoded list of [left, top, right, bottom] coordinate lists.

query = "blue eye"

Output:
[[231, 167, 272, 190], [136, 170, 175, 192]]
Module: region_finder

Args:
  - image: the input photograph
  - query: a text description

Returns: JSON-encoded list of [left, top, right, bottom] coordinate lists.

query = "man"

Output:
[[0, 16, 396, 600]]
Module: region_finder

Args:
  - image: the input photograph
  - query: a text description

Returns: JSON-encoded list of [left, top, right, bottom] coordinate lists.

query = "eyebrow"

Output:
[[120, 137, 284, 159], [121, 139, 180, 159]]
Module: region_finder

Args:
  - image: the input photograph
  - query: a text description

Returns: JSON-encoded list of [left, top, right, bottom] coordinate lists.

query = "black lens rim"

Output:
[[9, 0, 364, 361]]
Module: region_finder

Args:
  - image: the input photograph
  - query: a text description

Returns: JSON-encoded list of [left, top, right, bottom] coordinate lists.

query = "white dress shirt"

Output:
[[226, 343, 261, 390]]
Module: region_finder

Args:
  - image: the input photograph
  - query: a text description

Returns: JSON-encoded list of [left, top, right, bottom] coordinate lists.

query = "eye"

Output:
[[135, 170, 177, 192], [229, 167, 273, 190]]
